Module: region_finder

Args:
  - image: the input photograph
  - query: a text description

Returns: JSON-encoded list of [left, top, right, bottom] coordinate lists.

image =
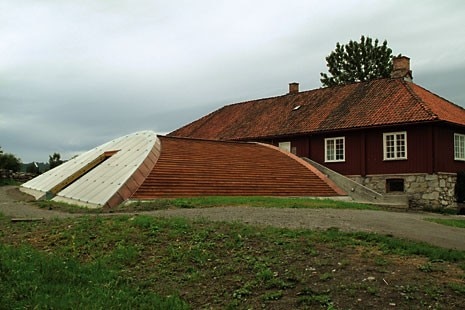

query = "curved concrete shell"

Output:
[[21, 131, 160, 208]]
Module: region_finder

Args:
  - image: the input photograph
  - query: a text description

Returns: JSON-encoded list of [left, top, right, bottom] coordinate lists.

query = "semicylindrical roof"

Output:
[[21, 131, 160, 208], [21, 131, 345, 209]]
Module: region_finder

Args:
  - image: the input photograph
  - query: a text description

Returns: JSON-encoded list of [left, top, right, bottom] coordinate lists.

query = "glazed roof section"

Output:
[[21, 131, 160, 208], [170, 78, 465, 140]]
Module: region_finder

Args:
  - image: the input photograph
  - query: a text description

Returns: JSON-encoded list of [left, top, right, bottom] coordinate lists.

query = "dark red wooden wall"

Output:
[[268, 122, 465, 176]]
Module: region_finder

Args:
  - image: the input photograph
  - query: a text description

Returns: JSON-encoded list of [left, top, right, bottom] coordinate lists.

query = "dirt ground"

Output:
[[1, 186, 465, 251]]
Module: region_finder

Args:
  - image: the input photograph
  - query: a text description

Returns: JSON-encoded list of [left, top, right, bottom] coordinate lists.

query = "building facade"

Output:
[[170, 57, 465, 209]]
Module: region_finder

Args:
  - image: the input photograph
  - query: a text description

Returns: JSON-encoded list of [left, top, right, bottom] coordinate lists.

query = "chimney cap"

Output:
[[391, 56, 412, 81], [289, 82, 299, 94]]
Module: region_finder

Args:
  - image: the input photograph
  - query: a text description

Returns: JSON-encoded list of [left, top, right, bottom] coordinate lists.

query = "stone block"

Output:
[[425, 174, 437, 181], [405, 175, 416, 182], [422, 192, 439, 200]]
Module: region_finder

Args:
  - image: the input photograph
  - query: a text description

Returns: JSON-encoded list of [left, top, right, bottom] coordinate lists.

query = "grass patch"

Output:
[[349, 231, 465, 263], [119, 196, 379, 212], [0, 243, 188, 309], [0, 179, 20, 186], [0, 215, 464, 308], [425, 218, 465, 228], [33, 196, 379, 214]]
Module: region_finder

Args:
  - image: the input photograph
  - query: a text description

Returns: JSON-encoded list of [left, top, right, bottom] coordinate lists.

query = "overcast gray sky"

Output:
[[1, 0, 465, 163]]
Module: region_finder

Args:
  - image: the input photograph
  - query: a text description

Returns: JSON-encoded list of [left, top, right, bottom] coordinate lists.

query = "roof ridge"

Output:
[[223, 77, 401, 108], [181, 79, 386, 114], [168, 105, 224, 136], [400, 79, 439, 120], [170, 77, 465, 140], [408, 81, 465, 113], [160, 134, 256, 145]]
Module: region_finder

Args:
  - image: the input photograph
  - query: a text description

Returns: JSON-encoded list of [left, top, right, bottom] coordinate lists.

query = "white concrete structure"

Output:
[[21, 131, 160, 208]]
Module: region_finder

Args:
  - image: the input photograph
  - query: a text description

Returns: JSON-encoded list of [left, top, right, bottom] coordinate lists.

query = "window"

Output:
[[386, 179, 405, 192], [383, 131, 407, 160], [325, 137, 345, 162], [455, 133, 465, 161], [278, 141, 291, 152]]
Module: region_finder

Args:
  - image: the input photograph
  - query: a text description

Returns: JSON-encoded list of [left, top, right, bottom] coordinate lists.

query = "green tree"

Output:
[[320, 35, 393, 87], [49, 153, 63, 170], [26, 162, 40, 174], [0, 151, 22, 172]]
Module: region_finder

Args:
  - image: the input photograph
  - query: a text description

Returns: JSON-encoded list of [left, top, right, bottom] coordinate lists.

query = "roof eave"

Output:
[[231, 119, 450, 141]]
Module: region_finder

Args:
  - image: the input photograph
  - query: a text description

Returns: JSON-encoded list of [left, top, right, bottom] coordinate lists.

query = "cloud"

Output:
[[1, 0, 465, 162]]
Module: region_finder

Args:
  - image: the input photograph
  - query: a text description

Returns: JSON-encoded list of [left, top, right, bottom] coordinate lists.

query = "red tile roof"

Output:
[[170, 78, 465, 140], [131, 136, 344, 198]]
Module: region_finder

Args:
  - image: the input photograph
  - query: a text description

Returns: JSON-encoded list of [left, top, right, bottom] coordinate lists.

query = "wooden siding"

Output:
[[364, 126, 431, 175], [434, 125, 465, 172], [265, 123, 465, 176]]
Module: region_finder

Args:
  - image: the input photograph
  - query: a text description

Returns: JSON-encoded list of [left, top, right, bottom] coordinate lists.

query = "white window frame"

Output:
[[454, 133, 465, 161], [278, 141, 291, 153], [324, 137, 345, 163], [383, 131, 407, 160]]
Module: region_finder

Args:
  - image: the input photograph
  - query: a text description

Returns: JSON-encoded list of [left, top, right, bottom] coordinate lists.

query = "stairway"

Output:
[[132, 137, 342, 199], [303, 158, 409, 209]]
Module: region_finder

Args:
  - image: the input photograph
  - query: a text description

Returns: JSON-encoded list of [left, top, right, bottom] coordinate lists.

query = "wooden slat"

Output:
[[131, 137, 342, 199]]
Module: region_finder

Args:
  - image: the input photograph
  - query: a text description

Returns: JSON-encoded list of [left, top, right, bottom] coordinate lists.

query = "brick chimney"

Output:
[[289, 82, 299, 94], [391, 56, 412, 81]]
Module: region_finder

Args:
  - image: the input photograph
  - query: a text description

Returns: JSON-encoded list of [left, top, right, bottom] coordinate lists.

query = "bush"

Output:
[[26, 163, 40, 174], [0, 153, 21, 172]]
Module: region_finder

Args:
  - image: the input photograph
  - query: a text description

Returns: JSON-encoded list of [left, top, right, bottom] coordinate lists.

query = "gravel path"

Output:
[[0, 186, 79, 219], [2, 186, 465, 250]]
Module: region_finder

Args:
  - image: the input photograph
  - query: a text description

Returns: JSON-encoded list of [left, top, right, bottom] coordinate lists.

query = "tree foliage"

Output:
[[49, 153, 63, 170], [320, 35, 393, 87], [26, 162, 41, 174], [0, 147, 22, 172]]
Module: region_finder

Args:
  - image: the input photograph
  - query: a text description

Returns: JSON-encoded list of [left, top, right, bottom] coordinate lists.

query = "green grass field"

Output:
[[1, 209, 465, 309], [425, 218, 465, 228], [36, 196, 380, 214]]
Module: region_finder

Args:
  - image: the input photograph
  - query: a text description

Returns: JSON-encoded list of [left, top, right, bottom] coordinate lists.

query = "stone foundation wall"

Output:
[[0, 169, 36, 183], [349, 173, 457, 210]]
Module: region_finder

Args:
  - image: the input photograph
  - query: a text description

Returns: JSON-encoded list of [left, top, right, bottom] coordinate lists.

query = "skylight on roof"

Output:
[[292, 105, 301, 111]]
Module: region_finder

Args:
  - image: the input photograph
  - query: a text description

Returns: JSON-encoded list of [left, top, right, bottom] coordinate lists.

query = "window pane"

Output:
[[460, 135, 463, 158], [386, 135, 394, 158], [461, 136, 465, 159], [326, 140, 334, 161], [325, 137, 344, 162], [335, 138, 344, 160], [396, 136, 405, 158], [384, 132, 406, 160], [455, 134, 465, 160]]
